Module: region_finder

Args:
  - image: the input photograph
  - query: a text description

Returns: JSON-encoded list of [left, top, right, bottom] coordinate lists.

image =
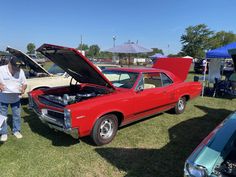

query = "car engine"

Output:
[[43, 92, 97, 105], [38, 86, 110, 107]]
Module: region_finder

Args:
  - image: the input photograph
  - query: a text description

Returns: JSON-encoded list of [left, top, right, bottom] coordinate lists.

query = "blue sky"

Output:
[[0, 0, 236, 54]]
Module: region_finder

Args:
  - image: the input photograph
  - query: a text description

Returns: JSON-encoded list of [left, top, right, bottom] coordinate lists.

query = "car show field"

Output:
[[0, 70, 235, 177], [0, 44, 235, 177], [1, 1, 236, 177]]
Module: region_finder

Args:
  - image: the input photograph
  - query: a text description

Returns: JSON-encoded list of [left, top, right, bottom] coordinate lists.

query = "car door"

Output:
[[130, 72, 172, 120], [160, 72, 177, 107]]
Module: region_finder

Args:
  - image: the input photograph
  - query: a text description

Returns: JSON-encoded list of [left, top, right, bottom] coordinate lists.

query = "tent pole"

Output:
[[201, 61, 208, 97]]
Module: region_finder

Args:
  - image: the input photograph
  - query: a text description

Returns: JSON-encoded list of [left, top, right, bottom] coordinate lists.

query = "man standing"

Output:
[[0, 57, 27, 142], [202, 59, 207, 74]]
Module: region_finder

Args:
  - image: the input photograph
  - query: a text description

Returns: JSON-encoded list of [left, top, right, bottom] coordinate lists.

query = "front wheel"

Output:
[[174, 97, 186, 114], [91, 114, 118, 146]]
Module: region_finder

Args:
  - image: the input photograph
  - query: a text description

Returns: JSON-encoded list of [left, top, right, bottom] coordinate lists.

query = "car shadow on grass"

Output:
[[22, 107, 79, 147], [95, 106, 233, 177], [79, 113, 165, 146], [80, 113, 163, 146]]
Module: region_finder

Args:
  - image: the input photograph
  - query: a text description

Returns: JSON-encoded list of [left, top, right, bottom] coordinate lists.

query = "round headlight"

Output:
[[63, 94, 70, 105], [64, 109, 71, 129], [186, 163, 207, 177]]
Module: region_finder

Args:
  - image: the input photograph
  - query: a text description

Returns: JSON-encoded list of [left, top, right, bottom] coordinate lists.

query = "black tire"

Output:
[[91, 114, 118, 146], [174, 97, 186, 114]]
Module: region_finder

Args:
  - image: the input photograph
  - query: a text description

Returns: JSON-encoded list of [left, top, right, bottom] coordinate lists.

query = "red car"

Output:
[[29, 44, 202, 145]]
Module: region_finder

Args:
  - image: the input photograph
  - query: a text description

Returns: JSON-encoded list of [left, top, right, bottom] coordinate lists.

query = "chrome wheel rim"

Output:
[[99, 120, 113, 139], [178, 99, 185, 111]]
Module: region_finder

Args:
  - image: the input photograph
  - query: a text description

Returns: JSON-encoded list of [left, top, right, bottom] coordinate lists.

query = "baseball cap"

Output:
[[10, 57, 22, 67]]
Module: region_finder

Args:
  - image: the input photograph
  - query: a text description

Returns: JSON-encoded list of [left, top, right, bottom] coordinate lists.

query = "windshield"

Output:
[[48, 64, 65, 75], [103, 70, 139, 89]]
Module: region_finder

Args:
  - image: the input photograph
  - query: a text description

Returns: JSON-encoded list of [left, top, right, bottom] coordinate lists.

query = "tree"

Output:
[[99, 51, 113, 58], [150, 48, 164, 56], [209, 31, 236, 49], [77, 44, 89, 51], [168, 53, 182, 57], [180, 24, 214, 58], [88, 45, 100, 57], [27, 43, 36, 54]]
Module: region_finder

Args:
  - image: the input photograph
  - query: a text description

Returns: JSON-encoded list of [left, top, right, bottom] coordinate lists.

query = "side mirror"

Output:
[[136, 86, 144, 93]]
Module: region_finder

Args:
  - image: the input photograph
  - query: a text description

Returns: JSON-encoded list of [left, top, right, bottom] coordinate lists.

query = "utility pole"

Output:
[[113, 36, 116, 47], [80, 35, 83, 51], [112, 35, 116, 63], [167, 44, 170, 55]]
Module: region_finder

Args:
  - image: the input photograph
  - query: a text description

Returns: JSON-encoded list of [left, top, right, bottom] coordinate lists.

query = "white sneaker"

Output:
[[0, 134, 8, 142], [13, 131, 23, 139]]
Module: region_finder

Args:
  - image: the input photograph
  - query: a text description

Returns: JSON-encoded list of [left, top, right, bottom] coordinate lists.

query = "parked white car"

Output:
[[6, 47, 71, 98]]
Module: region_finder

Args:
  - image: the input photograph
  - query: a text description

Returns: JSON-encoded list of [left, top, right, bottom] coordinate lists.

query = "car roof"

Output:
[[106, 67, 164, 73], [95, 63, 120, 67]]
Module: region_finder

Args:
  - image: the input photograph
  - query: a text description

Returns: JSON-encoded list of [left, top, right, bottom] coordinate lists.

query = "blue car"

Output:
[[184, 112, 236, 177]]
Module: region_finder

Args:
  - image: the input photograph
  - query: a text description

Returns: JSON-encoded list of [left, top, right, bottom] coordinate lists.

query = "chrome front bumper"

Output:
[[28, 96, 79, 139], [38, 112, 79, 139]]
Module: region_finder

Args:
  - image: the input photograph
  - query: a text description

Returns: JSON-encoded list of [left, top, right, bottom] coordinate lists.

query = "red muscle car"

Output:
[[29, 44, 202, 145]]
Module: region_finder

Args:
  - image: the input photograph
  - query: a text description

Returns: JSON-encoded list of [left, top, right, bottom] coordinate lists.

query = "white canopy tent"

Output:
[[208, 60, 222, 83], [201, 59, 223, 97], [201, 58, 233, 97], [183, 56, 193, 59]]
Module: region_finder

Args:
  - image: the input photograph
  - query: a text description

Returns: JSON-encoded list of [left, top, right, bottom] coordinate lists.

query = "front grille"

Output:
[[38, 96, 64, 108], [47, 121, 64, 128], [47, 110, 64, 119], [44, 109, 65, 127], [29, 94, 67, 128]]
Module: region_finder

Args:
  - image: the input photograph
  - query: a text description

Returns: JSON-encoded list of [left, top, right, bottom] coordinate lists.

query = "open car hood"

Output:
[[6, 47, 50, 76], [37, 44, 115, 90], [152, 57, 192, 81]]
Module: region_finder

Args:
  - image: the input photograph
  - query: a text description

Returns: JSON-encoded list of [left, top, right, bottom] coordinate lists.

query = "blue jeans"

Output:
[[0, 101, 21, 135]]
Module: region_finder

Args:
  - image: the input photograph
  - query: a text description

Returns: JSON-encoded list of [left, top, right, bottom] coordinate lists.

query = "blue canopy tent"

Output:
[[202, 42, 236, 97], [206, 42, 236, 58], [205, 42, 236, 77]]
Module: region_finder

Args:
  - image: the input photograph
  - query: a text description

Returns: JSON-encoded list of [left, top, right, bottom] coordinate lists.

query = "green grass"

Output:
[[0, 72, 236, 177]]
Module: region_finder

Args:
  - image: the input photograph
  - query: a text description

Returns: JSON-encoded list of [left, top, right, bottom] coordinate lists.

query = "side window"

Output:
[[143, 73, 162, 89], [161, 73, 173, 86]]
